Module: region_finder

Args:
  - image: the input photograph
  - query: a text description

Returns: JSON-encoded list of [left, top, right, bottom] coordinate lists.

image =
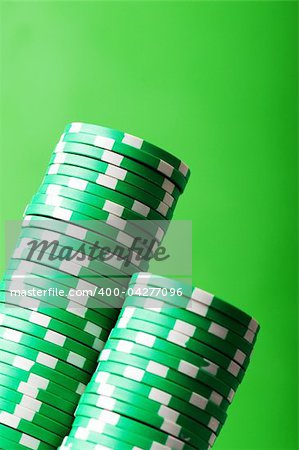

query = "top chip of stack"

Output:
[[63, 122, 191, 193]]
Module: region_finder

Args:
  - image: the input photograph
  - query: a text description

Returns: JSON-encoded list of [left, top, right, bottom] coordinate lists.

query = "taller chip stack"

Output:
[[59, 273, 260, 450], [0, 123, 190, 450]]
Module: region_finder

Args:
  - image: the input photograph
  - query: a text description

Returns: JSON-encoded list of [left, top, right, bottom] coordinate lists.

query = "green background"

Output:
[[0, 2, 297, 449]]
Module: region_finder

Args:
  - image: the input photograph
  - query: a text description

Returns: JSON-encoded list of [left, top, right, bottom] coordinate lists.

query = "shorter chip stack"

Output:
[[60, 273, 260, 450], [0, 124, 190, 449]]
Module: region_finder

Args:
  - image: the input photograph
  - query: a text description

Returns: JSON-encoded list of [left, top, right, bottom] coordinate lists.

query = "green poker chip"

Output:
[[21, 214, 157, 272], [0, 338, 91, 384], [118, 306, 249, 371], [70, 419, 192, 450], [102, 337, 240, 391], [73, 409, 205, 450], [42, 174, 170, 225], [1, 272, 115, 327], [0, 381, 73, 426], [61, 430, 171, 450], [130, 273, 259, 334], [63, 123, 190, 182], [0, 395, 68, 437], [26, 188, 169, 253], [24, 210, 159, 255], [127, 283, 257, 343], [23, 203, 161, 257], [1, 274, 116, 333], [109, 327, 240, 392], [86, 370, 227, 424], [6, 257, 122, 316], [97, 347, 233, 399], [0, 305, 108, 354], [0, 328, 96, 375], [30, 192, 159, 244], [38, 182, 168, 239], [81, 387, 222, 434], [114, 315, 246, 373], [12, 238, 130, 296], [0, 433, 28, 450], [61, 131, 188, 192], [0, 424, 55, 450], [17, 225, 146, 280], [20, 219, 149, 273], [80, 390, 217, 443], [70, 415, 194, 450], [124, 293, 255, 352], [75, 400, 213, 449], [45, 163, 173, 219], [0, 286, 116, 333], [0, 283, 112, 342], [49, 152, 177, 207], [90, 360, 231, 410], [55, 137, 181, 196], [0, 405, 62, 447], [0, 359, 82, 407], [10, 244, 129, 289], [0, 350, 86, 400]]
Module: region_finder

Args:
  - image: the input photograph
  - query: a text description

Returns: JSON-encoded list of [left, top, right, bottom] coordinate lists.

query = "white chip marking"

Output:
[[147, 360, 168, 377], [178, 360, 198, 378], [122, 134, 143, 149], [67, 352, 85, 368], [116, 340, 133, 353], [69, 177, 88, 190], [228, 360, 241, 377], [30, 311, 50, 327], [85, 322, 102, 337], [106, 165, 127, 180], [54, 206, 72, 221], [96, 173, 117, 189], [20, 434, 40, 450], [136, 331, 156, 347], [104, 200, 124, 216], [36, 352, 57, 369], [158, 160, 173, 177], [190, 392, 208, 409], [174, 320, 196, 337], [149, 388, 171, 405], [179, 162, 189, 176], [97, 396, 115, 410], [209, 322, 228, 340], [234, 349, 246, 365], [132, 200, 149, 217], [13, 356, 34, 371], [94, 135, 115, 150], [45, 330, 66, 346], [53, 153, 66, 164], [192, 288, 213, 304], [102, 149, 124, 165], [124, 366, 144, 381], [167, 330, 189, 347], [54, 142, 65, 153], [99, 349, 111, 361], [157, 202, 168, 217]]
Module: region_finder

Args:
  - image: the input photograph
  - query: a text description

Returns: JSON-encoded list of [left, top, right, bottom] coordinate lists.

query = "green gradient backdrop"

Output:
[[0, 2, 298, 449]]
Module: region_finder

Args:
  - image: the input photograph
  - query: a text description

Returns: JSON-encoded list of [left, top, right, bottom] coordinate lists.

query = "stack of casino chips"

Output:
[[59, 273, 260, 450], [0, 124, 190, 449]]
